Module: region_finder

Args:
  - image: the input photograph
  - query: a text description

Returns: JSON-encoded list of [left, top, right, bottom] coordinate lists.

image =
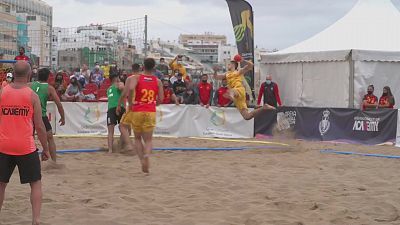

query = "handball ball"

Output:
[[233, 54, 242, 62]]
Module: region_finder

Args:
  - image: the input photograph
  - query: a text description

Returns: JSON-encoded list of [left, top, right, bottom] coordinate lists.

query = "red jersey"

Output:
[[14, 55, 30, 61], [198, 82, 212, 105], [379, 96, 394, 108], [0, 85, 36, 155], [163, 87, 174, 104], [363, 94, 378, 110], [131, 74, 158, 112], [217, 87, 231, 106]]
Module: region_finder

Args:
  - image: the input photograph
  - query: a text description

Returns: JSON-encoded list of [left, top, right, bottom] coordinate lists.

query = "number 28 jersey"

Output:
[[131, 74, 158, 112]]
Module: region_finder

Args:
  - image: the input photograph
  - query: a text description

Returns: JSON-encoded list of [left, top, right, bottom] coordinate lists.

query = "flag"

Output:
[[226, 0, 255, 91]]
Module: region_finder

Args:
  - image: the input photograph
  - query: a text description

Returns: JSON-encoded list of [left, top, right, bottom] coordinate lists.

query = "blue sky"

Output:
[[45, 0, 400, 50]]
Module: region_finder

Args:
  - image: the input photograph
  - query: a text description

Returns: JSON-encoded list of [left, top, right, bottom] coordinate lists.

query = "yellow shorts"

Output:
[[232, 87, 247, 110], [131, 112, 156, 133], [120, 111, 133, 127]]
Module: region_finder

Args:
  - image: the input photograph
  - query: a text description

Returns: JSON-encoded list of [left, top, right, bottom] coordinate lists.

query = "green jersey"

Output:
[[107, 84, 123, 109], [31, 81, 49, 117]]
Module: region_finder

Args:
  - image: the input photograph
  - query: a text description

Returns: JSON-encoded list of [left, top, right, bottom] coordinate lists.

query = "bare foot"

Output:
[[32, 219, 40, 225], [141, 157, 150, 174]]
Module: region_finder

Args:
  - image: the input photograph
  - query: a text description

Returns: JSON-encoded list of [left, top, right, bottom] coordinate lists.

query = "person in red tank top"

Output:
[[119, 58, 164, 174], [0, 61, 49, 225]]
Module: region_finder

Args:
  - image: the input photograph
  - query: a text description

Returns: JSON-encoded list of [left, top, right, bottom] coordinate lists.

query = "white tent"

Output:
[[260, 0, 400, 108]]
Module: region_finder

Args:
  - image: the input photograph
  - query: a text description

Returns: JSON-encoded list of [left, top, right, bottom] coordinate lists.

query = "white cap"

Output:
[[6, 73, 13, 79]]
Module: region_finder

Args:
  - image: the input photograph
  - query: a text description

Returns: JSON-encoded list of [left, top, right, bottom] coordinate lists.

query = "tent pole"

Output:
[[349, 50, 355, 108]]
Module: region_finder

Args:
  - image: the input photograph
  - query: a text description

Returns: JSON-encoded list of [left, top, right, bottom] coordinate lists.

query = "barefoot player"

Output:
[[31, 68, 65, 162], [0, 61, 50, 225], [118, 58, 163, 173], [213, 57, 275, 120]]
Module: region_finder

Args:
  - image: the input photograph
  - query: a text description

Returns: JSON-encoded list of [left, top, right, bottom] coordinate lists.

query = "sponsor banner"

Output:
[[46, 102, 57, 134], [255, 107, 397, 145], [190, 106, 254, 138], [55, 103, 253, 138], [56, 102, 109, 135], [396, 109, 400, 147], [226, 0, 255, 89]]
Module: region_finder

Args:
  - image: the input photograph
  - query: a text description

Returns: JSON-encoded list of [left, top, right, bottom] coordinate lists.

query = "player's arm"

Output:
[[117, 77, 133, 114], [157, 79, 164, 105], [213, 66, 226, 80], [171, 93, 179, 105], [238, 60, 254, 75], [48, 85, 65, 126], [32, 93, 50, 161], [127, 76, 138, 108], [117, 81, 125, 91]]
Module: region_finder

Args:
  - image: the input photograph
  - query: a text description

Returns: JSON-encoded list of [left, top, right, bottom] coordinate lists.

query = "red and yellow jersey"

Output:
[[379, 96, 394, 108], [131, 74, 158, 112], [0, 85, 36, 155]]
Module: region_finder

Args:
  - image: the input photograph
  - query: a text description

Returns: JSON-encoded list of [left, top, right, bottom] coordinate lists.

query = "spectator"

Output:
[[90, 64, 104, 86], [214, 78, 232, 107], [362, 85, 378, 110], [62, 77, 83, 102], [169, 55, 189, 81], [198, 74, 213, 108], [70, 68, 86, 87], [54, 72, 67, 97], [162, 78, 178, 104], [183, 87, 198, 105], [1, 73, 13, 88], [81, 64, 91, 84], [30, 65, 38, 82], [379, 86, 395, 109], [257, 75, 282, 108], [156, 58, 169, 76], [172, 73, 187, 104], [101, 61, 110, 79], [0, 53, 13, 76], [14, 47, 30, 62], [170, 69, 179, 84], [119, 70, 128, 84], [154, 69, 163, 80], [130, 63, 141, 77]]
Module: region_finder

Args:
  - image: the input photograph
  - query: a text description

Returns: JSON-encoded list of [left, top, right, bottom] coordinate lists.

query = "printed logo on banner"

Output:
[[277, 110, 296, 131], [319, 110, 331, 136], [84, 105, 101, 124], [210, 109, 226, 126], [156, 106, 163, 123], [353, 116, 380, 132]]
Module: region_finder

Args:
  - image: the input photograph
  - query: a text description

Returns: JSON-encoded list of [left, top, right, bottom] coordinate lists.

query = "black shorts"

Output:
[[42, 116, 52, 132], [0, 150, 41, 184], [107, 107, 125, 126]]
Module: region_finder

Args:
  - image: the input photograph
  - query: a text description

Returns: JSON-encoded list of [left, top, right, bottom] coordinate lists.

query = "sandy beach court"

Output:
[[1, 137, 400, 225]]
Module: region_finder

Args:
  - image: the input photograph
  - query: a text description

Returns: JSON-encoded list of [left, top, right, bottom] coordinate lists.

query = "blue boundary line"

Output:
[[321, 149, 400, 159]]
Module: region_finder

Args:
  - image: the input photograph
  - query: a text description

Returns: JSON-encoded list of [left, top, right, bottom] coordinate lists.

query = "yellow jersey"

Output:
[[226, 71, 244, 89]]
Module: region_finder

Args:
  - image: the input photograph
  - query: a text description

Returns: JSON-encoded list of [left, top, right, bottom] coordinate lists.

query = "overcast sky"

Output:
[[45, 0, 400, 50]]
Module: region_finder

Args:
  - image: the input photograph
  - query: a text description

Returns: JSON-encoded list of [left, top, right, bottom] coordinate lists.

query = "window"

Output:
[[62, 56, 68, 61], [52, 57, 56, 61], [27, 16, 36, 21], [46, 56, 49, 62]]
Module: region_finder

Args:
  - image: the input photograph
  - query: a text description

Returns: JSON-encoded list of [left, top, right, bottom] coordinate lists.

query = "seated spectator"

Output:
[[62, 77, 83, 102], [1, 73, 13, 88], [156, 58, 170, 76], [90, 64, 104, 86], [214, 78, 232, 107], [154, 69, 163, 80], [0, 53, 13, 78], [379, 86, 395, 109], [169, 69, 179, 84], [162, 78, 178, 105], [81, 64, 91, 84], [183, 87, 198, 105], [101, 61, 110, 79], [172, 73, 187, 104], [363, 85, 378, 110], [54, 71, 67, 97], [198, 74, 213, 108], [70, 68, 86, 87]]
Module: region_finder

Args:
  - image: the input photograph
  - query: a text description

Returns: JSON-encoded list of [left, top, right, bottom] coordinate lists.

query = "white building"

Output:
[[27, 15, 50, 66]]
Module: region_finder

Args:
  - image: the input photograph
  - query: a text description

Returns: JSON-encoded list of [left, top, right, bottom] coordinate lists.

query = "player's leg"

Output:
[[240, 104, 276, 120], [107, 125, 115, 153], [47, 131, 57, 161], [17, 151, 42, 225], [0, 153, 15, 212], [133, 131, 145, 169], [30, 181, 42, 225], [141, 131, 154, 174], [0, 182, 6, 212]]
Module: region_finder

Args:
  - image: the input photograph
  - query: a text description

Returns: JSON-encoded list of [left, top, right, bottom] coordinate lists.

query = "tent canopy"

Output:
[[263, 0, 400, 63]]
